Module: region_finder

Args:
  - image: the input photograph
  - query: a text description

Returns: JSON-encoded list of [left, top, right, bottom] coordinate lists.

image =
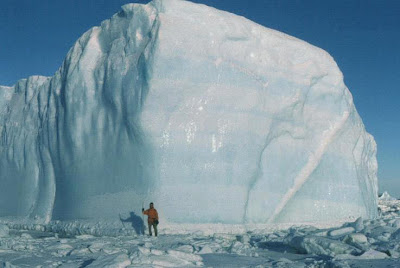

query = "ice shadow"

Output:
[[256, 241, 299, 254], [120, 212, 145, 235], [79, 258, 95, 268], [254, 241, 331, 263]]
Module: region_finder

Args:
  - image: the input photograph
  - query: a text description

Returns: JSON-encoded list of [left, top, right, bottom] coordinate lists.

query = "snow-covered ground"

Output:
[[1, 195, 399, 267]]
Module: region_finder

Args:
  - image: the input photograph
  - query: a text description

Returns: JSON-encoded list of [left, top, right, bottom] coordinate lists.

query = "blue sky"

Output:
[[1, 0, 399, 196]]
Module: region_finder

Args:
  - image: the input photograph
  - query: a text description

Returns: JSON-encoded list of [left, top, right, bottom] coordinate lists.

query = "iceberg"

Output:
[[379, 191, 396, 201], [0, 0, 378, 225]]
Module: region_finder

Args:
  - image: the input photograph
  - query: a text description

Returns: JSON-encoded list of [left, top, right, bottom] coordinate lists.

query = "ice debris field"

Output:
[[0, 195, 399, 267], [0, 0, 389, 266]]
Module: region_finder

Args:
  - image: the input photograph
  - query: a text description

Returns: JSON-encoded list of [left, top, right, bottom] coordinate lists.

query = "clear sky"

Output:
[[1, 0, 399, 197]]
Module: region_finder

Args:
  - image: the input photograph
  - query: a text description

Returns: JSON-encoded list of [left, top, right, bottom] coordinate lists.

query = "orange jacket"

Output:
[[143, 208, 159, 224]]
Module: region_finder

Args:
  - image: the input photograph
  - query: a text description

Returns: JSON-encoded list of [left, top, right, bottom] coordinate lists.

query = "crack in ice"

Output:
[[268, 110, 350, 223]]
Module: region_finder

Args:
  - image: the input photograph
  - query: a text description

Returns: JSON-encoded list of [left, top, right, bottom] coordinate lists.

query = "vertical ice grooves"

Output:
[[29, 144, 56, 223], [123, 11, 160, 142], [242, 133, 272, 223], [268, 111, 350, 223]]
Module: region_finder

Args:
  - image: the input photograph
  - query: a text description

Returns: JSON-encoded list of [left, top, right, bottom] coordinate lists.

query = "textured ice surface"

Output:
[[1, 199, 400, 267], [0, 0, 377, 224], [379, 192, 396, 201]]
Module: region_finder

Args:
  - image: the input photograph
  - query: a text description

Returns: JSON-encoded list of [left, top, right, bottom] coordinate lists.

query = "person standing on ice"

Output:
[[142, 202, 159, 236]]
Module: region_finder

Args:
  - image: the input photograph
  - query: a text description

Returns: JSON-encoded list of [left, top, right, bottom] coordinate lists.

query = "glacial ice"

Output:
[[0, 0, 378, 225]]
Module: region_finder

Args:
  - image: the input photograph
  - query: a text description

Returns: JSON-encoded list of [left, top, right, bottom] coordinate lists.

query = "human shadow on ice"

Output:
[[120, 212, 145, 235]]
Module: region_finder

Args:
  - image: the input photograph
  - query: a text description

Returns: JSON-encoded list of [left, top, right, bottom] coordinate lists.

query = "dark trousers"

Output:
[[148, 222, 158, 236]]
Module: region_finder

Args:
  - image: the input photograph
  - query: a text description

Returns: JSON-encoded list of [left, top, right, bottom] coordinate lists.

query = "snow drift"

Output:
[[0, 0, 378, 224]]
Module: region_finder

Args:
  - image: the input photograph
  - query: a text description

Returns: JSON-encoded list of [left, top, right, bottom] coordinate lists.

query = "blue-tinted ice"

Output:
[[0, 0, 378, 224]]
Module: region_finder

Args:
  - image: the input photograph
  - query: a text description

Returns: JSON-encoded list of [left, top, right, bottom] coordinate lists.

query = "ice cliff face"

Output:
[[0, 0, 378, 224]]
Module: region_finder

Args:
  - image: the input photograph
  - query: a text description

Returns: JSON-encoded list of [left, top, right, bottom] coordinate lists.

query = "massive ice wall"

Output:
[[0, 0, 378, 224]]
